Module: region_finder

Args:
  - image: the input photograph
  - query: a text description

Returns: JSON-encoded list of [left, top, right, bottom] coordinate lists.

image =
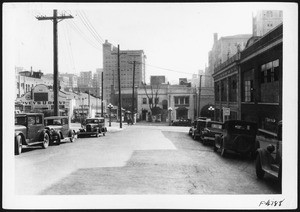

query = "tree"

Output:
[[142, 82, 161, 116]]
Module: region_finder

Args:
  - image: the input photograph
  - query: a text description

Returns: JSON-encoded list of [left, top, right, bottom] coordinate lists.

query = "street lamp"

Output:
[[208, 106, 215, 120], [107, 103, 113, 127], [168, 107, 173, 126]]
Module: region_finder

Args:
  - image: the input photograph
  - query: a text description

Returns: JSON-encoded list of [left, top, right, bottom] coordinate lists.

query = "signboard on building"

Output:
[[223, 107, 230, 116]]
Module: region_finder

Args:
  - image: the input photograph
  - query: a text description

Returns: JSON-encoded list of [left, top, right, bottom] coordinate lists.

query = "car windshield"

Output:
[[211, 124, 222, 129], [15, 116, 26, 125], [229, 123, 256, 134], [86, 119, 98, 124]]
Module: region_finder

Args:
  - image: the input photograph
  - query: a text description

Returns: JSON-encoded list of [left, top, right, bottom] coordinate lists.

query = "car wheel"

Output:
[[42, 133, 50, 149], [193, 134, 197, 140], [103, 132, 106, 136], [56, 133, 61, 145], [69, 131, 75, 142], [255, 154, 265, 179], [213, 145, 218, 152], [15, 135, 22, 155], [220, 143, 226, 157]]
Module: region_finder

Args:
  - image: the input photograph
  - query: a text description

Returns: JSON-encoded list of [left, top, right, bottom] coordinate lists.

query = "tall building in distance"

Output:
[[103, 40, 146, 104], [78, 71, 93, 88], [252, 10, 283, 36], [92, 68, 103, 97], [206, 33, 252, 88]]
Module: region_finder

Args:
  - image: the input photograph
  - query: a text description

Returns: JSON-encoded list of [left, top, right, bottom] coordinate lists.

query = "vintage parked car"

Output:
[[77, 117, 107, 138], [255, 121, 282, 181], [14, 113, 50, 155], [44, 116, 76, 145], [201, 121, 223, 145], [191, 119, 208, 141], [172, 119, 192, 126], [214, 120, 259, 158]]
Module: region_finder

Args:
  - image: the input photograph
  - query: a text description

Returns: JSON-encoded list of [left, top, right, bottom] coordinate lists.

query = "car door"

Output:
[[27, 115, 40, 143]]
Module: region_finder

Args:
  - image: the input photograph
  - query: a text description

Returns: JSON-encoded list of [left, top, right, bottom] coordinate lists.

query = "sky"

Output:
[[4, 2, 287, 83]]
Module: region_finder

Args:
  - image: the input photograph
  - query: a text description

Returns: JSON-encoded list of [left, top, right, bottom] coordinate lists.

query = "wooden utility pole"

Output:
[[101, 72, 104, 117], [128, 57, 138, 122], [36, 10, 73, 116], [131, 61, 136, 121]]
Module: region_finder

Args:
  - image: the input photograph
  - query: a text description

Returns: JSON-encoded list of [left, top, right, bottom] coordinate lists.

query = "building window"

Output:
[[149, 98, 153, 104], [155, 97, 159, 104], [174, 96, 189, 106], [261, 64, 266, 83], [273, 59, 280, 81], [261, 60, 280, 83], [221, 80, 227, 101], [142, 98, 147, 104], [244, 80, 253, 102]]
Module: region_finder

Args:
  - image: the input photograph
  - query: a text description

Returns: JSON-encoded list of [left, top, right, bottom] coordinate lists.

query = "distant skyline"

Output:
[[5, 3, 287, 83]]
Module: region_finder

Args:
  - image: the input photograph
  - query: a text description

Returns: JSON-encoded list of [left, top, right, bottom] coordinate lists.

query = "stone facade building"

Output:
[[252, 10, 283, 36]]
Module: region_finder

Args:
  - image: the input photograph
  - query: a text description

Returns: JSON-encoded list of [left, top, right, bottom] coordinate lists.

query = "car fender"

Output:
[[15, 131, 26, 145], [256, 148, 276, 171], [215, 134, 222, 148]]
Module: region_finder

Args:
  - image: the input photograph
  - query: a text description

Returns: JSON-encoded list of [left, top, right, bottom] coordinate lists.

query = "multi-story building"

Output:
[[103, 40, 146, 105], [15, 68, 53, 98], [213, 23, 282, 134], [92, 68, 103, 97], [60, 73, 78, 91], [78, 71, 93, 88], [252, 10, 283, 36]]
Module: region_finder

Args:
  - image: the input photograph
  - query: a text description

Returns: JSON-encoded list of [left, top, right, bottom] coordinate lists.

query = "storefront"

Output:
[[15, 84, 70, 117]]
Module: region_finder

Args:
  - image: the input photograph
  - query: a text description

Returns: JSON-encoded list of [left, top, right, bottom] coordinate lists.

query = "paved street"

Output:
[[15, 122, 281, 195]]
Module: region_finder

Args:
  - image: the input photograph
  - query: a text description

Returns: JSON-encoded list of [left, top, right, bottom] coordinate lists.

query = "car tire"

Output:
[[41, 133, 50, 149], [213, 145, 218, 152], [220, 143, 226, 157], [15, 135, 22, 155], [255, 154, 265, 179], [69, 131, 75, 142], [193, 133, 197, 140], [56, 133, 61, 145]]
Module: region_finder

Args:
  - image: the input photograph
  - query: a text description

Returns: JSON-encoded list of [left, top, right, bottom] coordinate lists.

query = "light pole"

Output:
[[108, 103, 113, 127], [168, 107, 173, 126], [208, 106, 215, 120]]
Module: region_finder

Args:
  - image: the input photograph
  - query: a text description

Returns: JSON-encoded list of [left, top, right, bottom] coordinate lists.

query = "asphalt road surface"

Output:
[[15, 123, 281, 195]]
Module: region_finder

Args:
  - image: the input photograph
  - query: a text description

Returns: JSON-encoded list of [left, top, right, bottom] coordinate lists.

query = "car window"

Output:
[[15, 116, 26, 125], [53, 119, 62, 125], [230, 123, 256, 134], [28, 116, 36, 125], [211, 124, 222, 129], [36, 115, 42, 124], [62, 118, 68, 125]]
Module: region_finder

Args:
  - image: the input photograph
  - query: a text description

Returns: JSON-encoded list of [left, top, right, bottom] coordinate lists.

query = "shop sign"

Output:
[[223, 107, 230, 116]]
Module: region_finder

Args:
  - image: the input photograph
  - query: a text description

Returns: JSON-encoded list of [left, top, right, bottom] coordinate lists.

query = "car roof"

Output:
[[15, 113, 44, 116], [225, 120, 257, 126], [207, 121, 223, 124], [44, 116, 69, 119], [86, 117, 104, 120]]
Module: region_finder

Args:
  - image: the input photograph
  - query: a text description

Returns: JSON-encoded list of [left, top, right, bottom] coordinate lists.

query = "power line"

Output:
[[67, 19, 102, 51], [76, 10, 104, 45], [81, 10, 105, 43]]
